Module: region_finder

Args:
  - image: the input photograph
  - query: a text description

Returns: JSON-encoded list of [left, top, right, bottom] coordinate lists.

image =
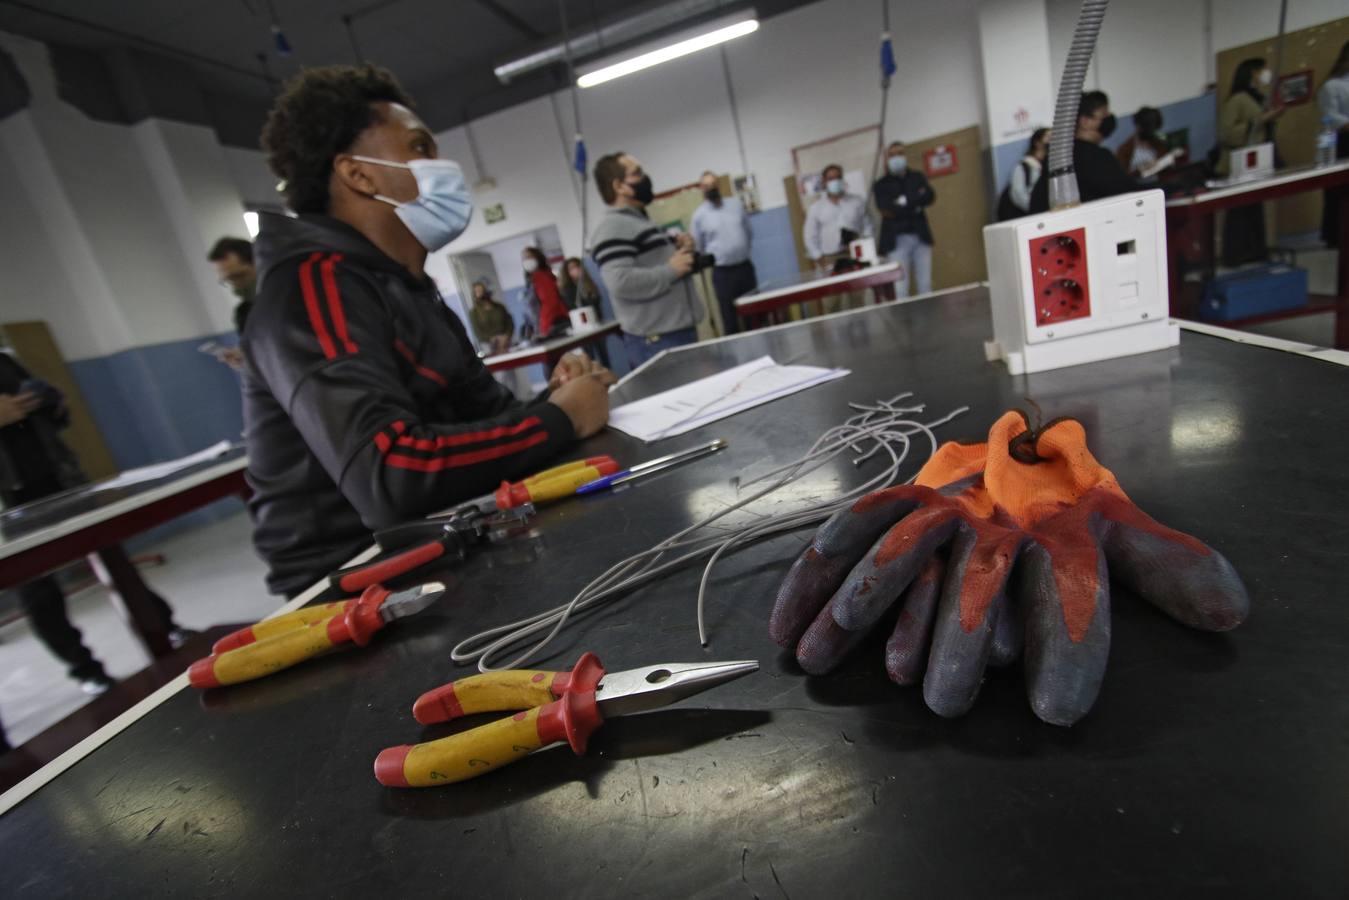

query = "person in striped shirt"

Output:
[[243, 65, 613, 596]]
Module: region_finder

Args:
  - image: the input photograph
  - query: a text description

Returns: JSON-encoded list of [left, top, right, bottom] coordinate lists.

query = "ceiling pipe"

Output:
[[494, 0, 742, 84]]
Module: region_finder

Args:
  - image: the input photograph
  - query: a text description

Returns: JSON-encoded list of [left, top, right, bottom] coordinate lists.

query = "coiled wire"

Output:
[[450, 397, 969, 672]]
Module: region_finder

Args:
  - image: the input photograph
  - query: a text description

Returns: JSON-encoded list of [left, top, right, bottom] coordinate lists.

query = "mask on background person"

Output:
[[886, 155, 908, 175], [1098, 114, 1117, 139], [523, 257, 539, 273], [825, 178, 845, 196], [704, 187, 722, 204], [628, 174, 655, 205], [354, 156, 473, 251]]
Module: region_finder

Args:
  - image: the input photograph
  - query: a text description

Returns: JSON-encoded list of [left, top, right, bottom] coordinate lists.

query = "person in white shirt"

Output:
[[802, 163, 872, 312]]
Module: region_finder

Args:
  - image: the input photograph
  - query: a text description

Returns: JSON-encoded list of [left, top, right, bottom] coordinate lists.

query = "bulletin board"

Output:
[[1217, 15, 1349, 237], [784, 123, 989, 289]]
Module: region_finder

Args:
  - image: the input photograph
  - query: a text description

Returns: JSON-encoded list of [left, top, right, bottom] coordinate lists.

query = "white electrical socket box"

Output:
[[982, 189, 1177, 375]]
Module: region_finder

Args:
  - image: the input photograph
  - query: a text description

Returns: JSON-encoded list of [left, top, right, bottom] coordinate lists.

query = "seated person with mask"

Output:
[[1030, 91, 1136, 212], [245, 65, 612, 595]]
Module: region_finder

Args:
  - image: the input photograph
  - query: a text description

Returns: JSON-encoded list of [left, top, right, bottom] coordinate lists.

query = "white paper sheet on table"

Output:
[[607, 356, 849, 442], [94, 440, 237, 491]]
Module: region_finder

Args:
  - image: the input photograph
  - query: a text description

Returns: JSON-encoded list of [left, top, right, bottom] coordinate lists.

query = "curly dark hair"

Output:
[[260, 64, 414, 214]]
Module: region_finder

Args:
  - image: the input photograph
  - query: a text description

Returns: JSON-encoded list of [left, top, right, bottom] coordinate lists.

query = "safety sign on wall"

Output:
[[924, 145, 958, 178]]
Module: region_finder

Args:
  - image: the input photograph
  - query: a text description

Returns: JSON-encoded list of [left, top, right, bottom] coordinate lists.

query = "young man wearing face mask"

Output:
[[690, 170, 756, 336], [1030, 91, 1137, 213], [802, 164, 872, 312], [245, 65, 612, 596], [871, 142, 936, 297], [590, 152, 703, 367]]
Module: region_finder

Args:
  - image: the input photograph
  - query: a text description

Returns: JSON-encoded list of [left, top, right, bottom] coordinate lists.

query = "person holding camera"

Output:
[[590, 152, 705, 367], [691, 171, 756, 336]]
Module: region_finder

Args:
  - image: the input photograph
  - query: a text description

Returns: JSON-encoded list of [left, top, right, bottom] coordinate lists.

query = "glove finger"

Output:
[[769, 486, 926, 648], [1020, 538, 1111, 727], [1099, 515, 1249, 632], [988, 592, 1022, 668], [796, 507, 960, 675], [922, 524, 1023, 717], [884, 555, 944, 685]]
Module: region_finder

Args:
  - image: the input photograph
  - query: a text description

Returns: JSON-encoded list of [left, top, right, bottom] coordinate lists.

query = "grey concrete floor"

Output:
[[0, 508, 278, 747]]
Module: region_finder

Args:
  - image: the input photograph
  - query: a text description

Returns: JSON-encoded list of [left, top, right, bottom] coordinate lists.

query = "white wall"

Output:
[[1046, 0, 1348, 115], [0, 32, 245, 359], [435, 0, 984, 263]]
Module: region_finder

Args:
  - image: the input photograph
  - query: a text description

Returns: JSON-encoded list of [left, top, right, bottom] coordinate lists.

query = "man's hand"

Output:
[[547, 373, 610, 439], [675, 232, 696, 252], [549, 352, 616, 391], [0, 392, 41, 427], [668, 247, 696, 278]]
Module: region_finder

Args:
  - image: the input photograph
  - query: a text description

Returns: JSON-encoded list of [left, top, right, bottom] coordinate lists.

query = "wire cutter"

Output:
[[310, 504, 535, 604], [188, 582, 445, 689], [373, 652, 759, 787]]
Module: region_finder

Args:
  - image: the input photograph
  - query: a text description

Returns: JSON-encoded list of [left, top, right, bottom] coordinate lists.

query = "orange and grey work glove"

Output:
[[769, 410, 1250, 726]]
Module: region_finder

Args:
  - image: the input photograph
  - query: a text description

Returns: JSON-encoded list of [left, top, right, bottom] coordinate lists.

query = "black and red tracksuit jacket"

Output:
[[242, 212, 575, 595]]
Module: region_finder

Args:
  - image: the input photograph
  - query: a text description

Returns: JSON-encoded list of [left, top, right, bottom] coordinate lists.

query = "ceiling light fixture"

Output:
[[577, 16, 759, 88]]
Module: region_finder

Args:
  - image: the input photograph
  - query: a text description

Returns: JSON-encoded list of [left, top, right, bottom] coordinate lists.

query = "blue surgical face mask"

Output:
[[353, 156, 473, 251], [887, 154, 908, 175], [825, 178, 845, 196]]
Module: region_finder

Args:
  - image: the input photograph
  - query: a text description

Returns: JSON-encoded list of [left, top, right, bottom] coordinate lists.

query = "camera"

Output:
[[690, 252, 716, 274]]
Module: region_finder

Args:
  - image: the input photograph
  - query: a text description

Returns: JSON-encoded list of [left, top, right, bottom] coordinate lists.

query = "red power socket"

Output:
[[1027, 227, 1090, 327]]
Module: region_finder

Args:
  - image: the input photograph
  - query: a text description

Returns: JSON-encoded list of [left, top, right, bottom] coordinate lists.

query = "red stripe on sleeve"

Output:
[[299, 252, 337, 360], [393, 416, 542, 452], [383, 431, 550, 472], [374, 432, 392, 453], [394, 338, 449, 387], [320, 253, 358, 355]]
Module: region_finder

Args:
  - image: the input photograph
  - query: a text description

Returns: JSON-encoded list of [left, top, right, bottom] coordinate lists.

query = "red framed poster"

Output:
[[924, 144, 958, 177]]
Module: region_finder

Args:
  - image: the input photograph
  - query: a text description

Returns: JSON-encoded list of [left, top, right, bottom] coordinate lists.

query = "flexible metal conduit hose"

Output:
[[1047, 0, 1110, 210]]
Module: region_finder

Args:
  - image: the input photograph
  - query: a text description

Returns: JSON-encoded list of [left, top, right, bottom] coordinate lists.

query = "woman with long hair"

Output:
[[1217, 57, 1284, 265], [520, 246, 570, 339], [557, 257, 601, 311]]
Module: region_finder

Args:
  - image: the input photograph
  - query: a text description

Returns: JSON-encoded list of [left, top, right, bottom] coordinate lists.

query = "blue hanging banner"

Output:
[[879, 32, 896, 85], [573, 135, 587, 175], [272, 24, 293, 56]]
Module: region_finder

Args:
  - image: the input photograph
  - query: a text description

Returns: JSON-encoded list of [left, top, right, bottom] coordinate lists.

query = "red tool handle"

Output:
[[333, 541, 446, 594]]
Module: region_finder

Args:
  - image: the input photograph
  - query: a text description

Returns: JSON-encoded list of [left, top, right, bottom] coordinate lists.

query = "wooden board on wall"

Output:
[[1217, 16, 1349, 237], [0, 321, 118, 480], [905, 124, 988, 289], [784, 123, 989, 290]]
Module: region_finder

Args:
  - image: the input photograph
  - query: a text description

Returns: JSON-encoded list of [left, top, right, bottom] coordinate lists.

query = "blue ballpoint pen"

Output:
[[576, 439, 727, 495]]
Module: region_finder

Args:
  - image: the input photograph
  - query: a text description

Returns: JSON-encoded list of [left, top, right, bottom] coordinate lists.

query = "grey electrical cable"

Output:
[[719, 46, 751, 179], [449, 398, 969, 671], [1047, 0, 1110, 210], [558, 0, 590, 248]]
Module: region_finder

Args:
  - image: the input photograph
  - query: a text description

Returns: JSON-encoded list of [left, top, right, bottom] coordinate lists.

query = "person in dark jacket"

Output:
[[1030, 91, 1137, 213], [246, 65, 613, 596], [558, 257, 601, 311], [468, 280, 514, 354], [871, 140, 936, 296], [1, 352, 189, 713]]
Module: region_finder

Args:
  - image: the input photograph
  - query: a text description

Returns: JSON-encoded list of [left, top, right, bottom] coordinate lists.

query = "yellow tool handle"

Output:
[[525, 466, 607, 504], [412, 669, 557, 724], [252, 601, 351, 640], [191, 619, 339, 687], [381, 707, 548, 786], [524, 459, 592, 485]]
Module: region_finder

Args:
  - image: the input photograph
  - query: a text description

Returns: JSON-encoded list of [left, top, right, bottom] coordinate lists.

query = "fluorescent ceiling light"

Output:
[[243, 210, 259, 238], [577, 17, 759, 88]]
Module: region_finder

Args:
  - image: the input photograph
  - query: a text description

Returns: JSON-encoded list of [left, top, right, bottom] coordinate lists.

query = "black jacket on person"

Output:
[[243, 212, 577, 595], [1030, 138, 1138, 213], [0, 354, 83, 504], [872, 170, 936, 251]]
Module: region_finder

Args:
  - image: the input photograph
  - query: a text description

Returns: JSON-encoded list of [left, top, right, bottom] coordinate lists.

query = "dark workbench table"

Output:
[[3, 287, 1347, 898]]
